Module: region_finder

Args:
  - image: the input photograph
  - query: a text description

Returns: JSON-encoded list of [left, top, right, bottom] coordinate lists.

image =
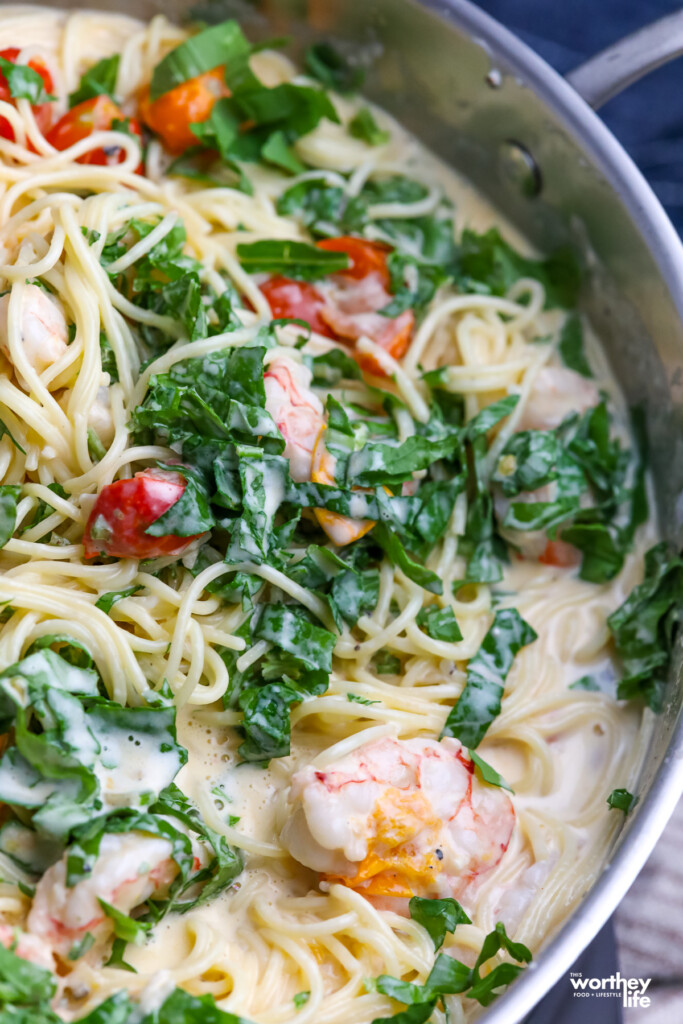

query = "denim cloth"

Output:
[[477, 0, 683, 231]]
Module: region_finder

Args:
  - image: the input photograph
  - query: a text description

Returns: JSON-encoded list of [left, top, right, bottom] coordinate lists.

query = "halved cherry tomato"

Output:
[[260, 237, 414, 377], [139, 67, 230, 154], [259, 276, 335, 338], [84, 468, 204, 560], [0, 48, 53, 141], [538, 538, 581, 568], [317, 236, 392, 288], [46, 95, 143, 169]]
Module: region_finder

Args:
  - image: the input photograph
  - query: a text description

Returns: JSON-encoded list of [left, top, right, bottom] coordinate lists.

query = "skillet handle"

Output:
[[566, 8, 683, 109]]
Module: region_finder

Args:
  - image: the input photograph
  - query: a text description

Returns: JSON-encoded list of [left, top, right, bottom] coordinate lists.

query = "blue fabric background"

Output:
[[475, 0, 683, 231]]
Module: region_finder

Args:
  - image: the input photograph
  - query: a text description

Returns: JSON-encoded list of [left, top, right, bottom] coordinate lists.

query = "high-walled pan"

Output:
[[19, 0, 683, 1019]]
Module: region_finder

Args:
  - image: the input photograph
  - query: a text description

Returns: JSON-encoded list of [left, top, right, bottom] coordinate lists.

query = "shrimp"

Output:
[[518, 366, 599, 432], [264, 354, 373, 545], [27, 831, 179, 959], [264, 355, 324, 483], [0, 284, 68, 382], [281, 736, 514, 905], [0, 923, 55, 971]]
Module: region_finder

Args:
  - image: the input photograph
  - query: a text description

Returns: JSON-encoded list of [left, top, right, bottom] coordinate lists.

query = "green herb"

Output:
[[607, 542, 683, 711], [349, 106, 390, 145], [347, 693, 380, 705], [0, 56, 53, 103], [468, 749, 514, 792], [416, 605, 462, 642], [67, 932, 96, 961], [373, 650, 402, 675], [98, 898, 151, 946], [371, 921, 532, 1020], [559, 313, 592, 377], [0, 483, 21, 547], [95, 585, 144, 614], [293, 991, 311, 1009], [236, 239, 350, 280], [442, 608, 537, 748], [87, 428, 107, 463], [569, 674, 601, 692], [304, 42, 364, 93], [0, 415, 26, 453], [150, 20, 249, 100], [408, 896, 471, 951], [69, 55, 119, 107], [607, 788, 637, 814], [99, 334, 119, 382]]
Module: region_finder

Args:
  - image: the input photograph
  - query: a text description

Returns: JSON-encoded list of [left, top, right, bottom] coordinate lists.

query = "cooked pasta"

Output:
[[0, 7, 676, 1024]]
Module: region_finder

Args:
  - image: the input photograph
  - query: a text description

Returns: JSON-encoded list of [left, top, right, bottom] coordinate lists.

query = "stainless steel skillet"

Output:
[[24, 0, 683, 1018]]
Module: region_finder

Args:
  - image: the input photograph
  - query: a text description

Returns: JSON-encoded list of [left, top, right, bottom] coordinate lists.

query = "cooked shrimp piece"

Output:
[[281, 736, 514, 903], [27, 831, 179, 959], [0, 922, 55, 971], [264, 353, 374, 545], [0, 284, 68, 381], [518, 366, 599, 432], [264, 355, 324, 483]]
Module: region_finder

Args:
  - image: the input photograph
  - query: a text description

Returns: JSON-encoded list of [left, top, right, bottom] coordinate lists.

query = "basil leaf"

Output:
[[293, 991, 310, 1008], [455, 228, 581, 309], [416, 605, 462, 642], [95, 585, 144, 614], [0, 940, 56, 1006], [373, 650, 402, 675], [347, 435, 459, 488], [145, 472, 214, 537], [468, 749, 514, 792], [253, 604, 335, 674], [349, 106, 390, 145], [238, 682, 301, 762], [374, 523, 443, 595], [441, 608, 537, 748], [237, 239, 350, 280], [150, 20, 250, 100], [0, 56, 52, 103], [408, 896, 471, 951], [607, 542, 683, 711], [0, 415, 26, 453], [0, 483, 21, 547], [332, 568, 380, 625], [607, 787, 637, 814], [371, 1005, 435, 1024], [304, 42, 364, 93], [69, 55, 120, 107], [98, 898, 151, 945], [559, 313, 592, 378], [493, 430, 562, 497]]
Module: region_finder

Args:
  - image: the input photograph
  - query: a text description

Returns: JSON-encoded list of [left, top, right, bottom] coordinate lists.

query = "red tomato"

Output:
[[259, 276, 335, 338], [46, 95, 143, 169], [139, 67, 229, 154], [0, 47, 54, 142], [539, 539, 581, 568], [317, 236, 391, 287], [84, 469, 204, 560]]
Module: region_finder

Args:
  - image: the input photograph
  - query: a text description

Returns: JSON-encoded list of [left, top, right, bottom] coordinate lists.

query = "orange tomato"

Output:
[[139, 66, 230, 154], [539, 538, 581, 568], [317, 235, 392, 287], [46, 95, 143, 169]]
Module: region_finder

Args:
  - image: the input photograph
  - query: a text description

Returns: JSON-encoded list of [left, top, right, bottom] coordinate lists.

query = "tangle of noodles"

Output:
[[0, 7, 663, 1024]]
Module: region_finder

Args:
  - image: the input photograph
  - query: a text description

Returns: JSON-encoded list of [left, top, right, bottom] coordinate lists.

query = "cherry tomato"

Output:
[[353, 311, 414, 377], [46, 95, 143, 169], [538, 539, 581, 568], [0, 48, 54, 142], [317, 236, 392, 287], [84, 468, 204, 560], [139, 67, 229, 154], [259, 276, 335, 338]]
